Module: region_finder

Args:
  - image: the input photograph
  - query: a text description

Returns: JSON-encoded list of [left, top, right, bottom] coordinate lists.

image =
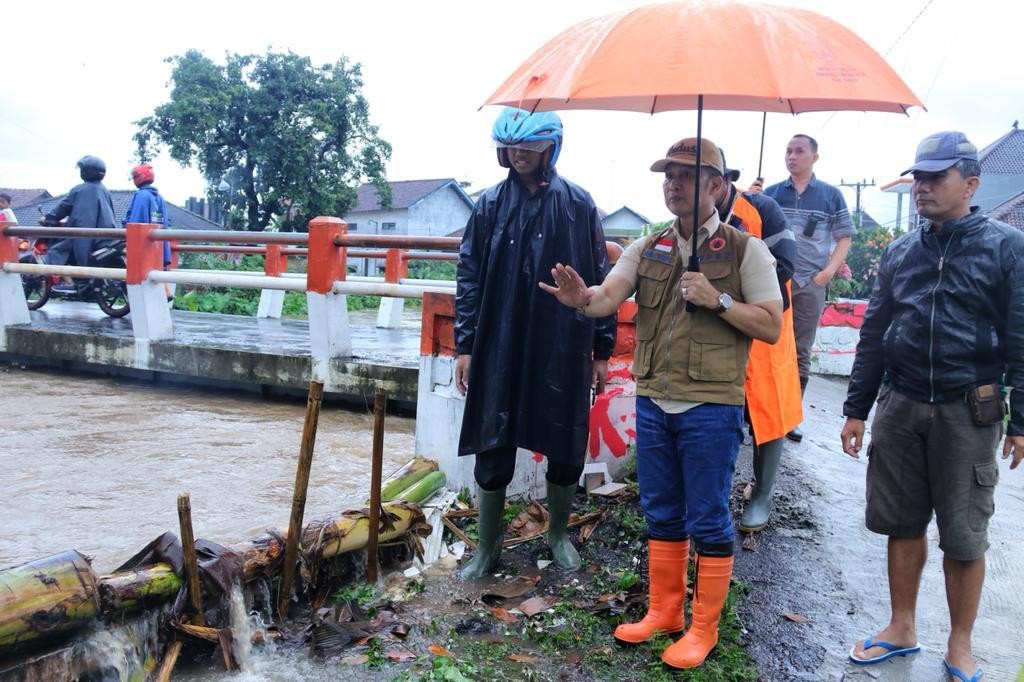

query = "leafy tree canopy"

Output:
[[135, 49, 392, 231]]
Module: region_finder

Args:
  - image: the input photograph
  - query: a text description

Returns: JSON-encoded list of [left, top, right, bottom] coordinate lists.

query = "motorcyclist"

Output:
[[39, 155, 117, 295]]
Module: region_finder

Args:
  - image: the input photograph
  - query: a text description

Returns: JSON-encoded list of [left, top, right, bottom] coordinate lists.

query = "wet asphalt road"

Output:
[[732, 376, 1024, 681]]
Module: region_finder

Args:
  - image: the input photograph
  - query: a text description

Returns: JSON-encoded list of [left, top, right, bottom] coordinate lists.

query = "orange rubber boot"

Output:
[[613, 539, 688, 643], [661, 554, 733, 669]]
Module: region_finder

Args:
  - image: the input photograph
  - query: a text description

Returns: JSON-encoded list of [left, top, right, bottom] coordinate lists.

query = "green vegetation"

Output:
[[135, 48, 391, 231], [170, 252, 387, 316]]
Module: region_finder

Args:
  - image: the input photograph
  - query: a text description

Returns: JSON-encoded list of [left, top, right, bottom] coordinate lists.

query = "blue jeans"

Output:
[[635, 396, 743, 548]]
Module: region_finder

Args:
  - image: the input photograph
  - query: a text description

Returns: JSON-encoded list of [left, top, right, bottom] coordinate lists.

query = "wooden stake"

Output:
[[277, 379, 325, 619], [176, 494, 205, 627], [366, 386, 387, 584], [153, 640, 183, 682]]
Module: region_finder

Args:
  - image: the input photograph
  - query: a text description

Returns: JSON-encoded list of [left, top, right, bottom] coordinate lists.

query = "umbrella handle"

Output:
[[685, 256, 699, 313]]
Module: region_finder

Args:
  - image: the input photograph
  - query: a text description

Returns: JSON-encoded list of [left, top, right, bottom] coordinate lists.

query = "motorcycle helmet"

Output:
[[131, 163, 155, 187], [77, 155, 106, 182], [492, 107, 563, 170]]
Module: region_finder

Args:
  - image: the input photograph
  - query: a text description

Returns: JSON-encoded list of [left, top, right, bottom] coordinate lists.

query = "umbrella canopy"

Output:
[[485, 1, 923, 115]]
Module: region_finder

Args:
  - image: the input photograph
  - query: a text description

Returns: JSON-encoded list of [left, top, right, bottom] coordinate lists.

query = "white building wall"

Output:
[[407, 186, 473, 237], [341, 209, 409, 275]]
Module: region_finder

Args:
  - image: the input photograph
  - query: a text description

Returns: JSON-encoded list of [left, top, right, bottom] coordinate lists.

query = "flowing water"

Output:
[[0, 365, 416, 574]]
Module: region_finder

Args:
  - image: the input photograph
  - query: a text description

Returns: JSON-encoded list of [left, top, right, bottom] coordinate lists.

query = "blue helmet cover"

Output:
[[492, 107, 563, 168]]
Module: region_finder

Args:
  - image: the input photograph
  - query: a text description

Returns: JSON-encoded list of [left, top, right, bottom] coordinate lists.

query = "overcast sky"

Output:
[[2, 0, 1021, 229]]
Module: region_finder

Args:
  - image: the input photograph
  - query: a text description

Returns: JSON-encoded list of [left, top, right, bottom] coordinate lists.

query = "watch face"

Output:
[[717, 292, 733, 312]]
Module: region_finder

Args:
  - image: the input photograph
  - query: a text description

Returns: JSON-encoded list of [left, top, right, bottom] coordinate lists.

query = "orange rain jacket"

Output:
[[729, 192, 803, 443]]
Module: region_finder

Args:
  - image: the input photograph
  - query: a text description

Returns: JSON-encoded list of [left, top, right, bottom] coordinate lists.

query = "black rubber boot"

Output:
[[786, 376, 809, 442], [545, 480, 581, 570], [458, 486, 506, 580]]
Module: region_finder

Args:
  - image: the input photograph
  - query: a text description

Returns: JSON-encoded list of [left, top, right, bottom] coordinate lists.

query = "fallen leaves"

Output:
[[491, 607, 520, 623], [428, 643, 454, 657], [518, 596, 554, 617], [481, 574, 541, 602], [384, 649, 416, 662], [782, 611, 811, 623]]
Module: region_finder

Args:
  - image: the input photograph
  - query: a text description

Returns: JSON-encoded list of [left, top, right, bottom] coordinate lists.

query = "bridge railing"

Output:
[[0, 217, 461, 379]]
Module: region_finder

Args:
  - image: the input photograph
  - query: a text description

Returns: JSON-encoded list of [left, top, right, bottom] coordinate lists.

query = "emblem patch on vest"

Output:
[[709, 236, 726, 251]]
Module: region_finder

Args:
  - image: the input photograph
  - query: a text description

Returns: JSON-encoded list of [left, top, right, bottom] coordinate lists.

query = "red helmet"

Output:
[[131, 164, 154, 187]]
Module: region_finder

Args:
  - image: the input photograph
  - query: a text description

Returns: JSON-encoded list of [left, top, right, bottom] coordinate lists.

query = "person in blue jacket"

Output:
[[124, 164, 170, 264], [455, 108, 616, 579], [125, 163, 173, 299]]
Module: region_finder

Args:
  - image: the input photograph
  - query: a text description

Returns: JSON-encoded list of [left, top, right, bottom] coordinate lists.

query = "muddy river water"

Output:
[[0, 365, 415, 575]]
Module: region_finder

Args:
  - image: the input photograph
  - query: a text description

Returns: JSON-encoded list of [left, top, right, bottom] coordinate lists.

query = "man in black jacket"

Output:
[[841, 131, 1024, 681], [455, 108, 615, 579], [40, 155, 116, 295]]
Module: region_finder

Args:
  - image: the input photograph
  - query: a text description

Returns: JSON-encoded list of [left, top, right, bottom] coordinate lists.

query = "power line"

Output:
[[883, 0, 936, 56]]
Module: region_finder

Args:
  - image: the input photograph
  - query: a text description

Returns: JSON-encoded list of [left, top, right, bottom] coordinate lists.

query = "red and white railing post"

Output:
[[126, 222, 174, 341], [306, 216, 351, 380], [376, 248, 410, 329], [0, 223, 31, 336], [257, 243, 289, 319]]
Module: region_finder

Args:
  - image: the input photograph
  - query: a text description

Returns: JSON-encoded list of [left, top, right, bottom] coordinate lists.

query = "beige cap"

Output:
[[650, 137, 725, 174]]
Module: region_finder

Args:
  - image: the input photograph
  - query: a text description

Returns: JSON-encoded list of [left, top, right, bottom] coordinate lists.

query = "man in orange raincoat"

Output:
[[714, 150, 803, 532]]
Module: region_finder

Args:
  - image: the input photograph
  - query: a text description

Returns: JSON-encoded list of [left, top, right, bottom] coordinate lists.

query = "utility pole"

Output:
[[839, 178, 877, 219]]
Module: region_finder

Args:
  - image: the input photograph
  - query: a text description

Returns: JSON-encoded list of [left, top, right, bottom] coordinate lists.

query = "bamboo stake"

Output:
[[176, 494, 205, 627], [366, 386, 387, 584], [153, 641, 183, 682], [277, 379, 325, 619]]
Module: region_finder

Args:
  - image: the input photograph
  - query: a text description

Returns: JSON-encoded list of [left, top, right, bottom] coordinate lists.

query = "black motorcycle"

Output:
[[19, 237, 130, 318]]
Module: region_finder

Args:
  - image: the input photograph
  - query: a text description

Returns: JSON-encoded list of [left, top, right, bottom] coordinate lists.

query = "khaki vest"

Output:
[[633, 223, 752, 405]]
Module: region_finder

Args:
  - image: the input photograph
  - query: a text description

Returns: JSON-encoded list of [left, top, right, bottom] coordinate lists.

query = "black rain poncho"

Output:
[[455, 170, 616, 463], [42, 180, 116, 266]]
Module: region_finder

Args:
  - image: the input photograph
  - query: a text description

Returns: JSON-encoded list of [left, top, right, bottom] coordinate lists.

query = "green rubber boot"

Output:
[[458, 486, 506, 580], [738, 438, 784, 532], [546, 480, 581, 570]]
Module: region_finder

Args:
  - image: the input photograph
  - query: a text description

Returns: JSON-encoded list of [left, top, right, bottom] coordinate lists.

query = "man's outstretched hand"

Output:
[[539, 263, 592, 309]]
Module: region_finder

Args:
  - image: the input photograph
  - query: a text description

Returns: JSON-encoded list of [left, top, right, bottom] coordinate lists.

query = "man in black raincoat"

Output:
[[40, 155, 116, 295], [455, 108, 616, 579]]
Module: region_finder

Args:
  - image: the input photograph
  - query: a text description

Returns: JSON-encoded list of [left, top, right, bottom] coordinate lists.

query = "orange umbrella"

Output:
[[485, 1, 922, 115], [484, 0, 922, 287]]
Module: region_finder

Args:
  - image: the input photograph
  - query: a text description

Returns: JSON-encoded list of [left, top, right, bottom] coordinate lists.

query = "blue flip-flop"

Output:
[[848, 637, 921, 665], [943, 659, 984, 681]]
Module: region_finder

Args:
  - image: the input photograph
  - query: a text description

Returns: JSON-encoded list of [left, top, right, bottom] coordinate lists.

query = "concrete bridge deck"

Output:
[[0, 302, 423, 409]]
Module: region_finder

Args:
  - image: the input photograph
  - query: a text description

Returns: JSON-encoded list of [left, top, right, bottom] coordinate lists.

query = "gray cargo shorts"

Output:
[[865, 386, 1003, 561]]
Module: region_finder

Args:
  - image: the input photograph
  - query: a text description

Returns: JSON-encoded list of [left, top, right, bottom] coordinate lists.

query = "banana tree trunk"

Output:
[[379, 457, 439, 502], [98, 564, 182, 616], [0, 550, 100, 656]]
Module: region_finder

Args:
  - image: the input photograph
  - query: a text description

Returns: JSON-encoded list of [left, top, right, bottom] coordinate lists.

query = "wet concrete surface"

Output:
[[732, 376, 1024, 681], [19, 302, 422, 366], [0, 364, 416, 574], [2, 301, 424, 406]]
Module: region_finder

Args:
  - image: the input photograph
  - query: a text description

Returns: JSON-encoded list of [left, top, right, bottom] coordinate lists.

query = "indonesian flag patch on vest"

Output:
[[654, 238, 673, 252]]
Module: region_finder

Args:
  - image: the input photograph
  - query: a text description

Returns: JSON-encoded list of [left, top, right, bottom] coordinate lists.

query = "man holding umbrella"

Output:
[[541, 136, 782, 669]]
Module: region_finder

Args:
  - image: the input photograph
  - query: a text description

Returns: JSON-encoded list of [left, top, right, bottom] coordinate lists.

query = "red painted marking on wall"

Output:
[[533, 451, 544, 463], [589, 386, 629, 458]]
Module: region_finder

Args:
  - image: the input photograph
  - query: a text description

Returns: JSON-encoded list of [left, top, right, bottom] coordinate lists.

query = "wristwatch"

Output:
[[714, 292, 733, 314]]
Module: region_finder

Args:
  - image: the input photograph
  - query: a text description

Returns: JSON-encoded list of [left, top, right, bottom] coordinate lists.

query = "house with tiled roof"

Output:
[[343, 178, 475, 275], [9, 189, 221, 230], [0, 188, 51, 208], [975, 123, 1024, 220]]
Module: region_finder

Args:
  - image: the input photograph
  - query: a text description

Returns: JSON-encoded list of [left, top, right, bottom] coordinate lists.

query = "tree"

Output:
[[135, 50, 392, 231]]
